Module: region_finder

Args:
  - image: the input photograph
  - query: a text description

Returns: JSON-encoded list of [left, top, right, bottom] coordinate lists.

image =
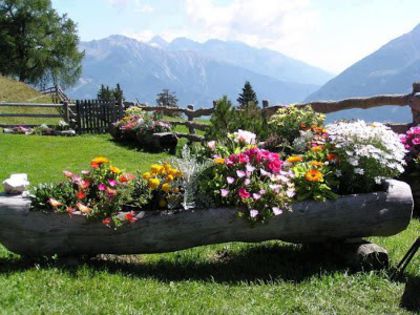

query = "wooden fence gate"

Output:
[[75, 100, 123, 134]]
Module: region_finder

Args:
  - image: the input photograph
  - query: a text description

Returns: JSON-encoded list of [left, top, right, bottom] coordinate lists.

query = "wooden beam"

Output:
[[0, 102, 65, 108], [0, 113, 61, 118]]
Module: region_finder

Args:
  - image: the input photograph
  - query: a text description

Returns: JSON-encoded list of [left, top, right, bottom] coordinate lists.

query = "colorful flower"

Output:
[[304, 169, 324, 182], [287, 156, 303, 163], [110, 165, 122, 174], [90, 156, 109, 168], [214, 157, 225, 165], [148, 178, 160, 190], [162, 183, 171, 192], [48, 198, 63, 208], [238, 187, 251, 199], [220, 189, 229, 197]]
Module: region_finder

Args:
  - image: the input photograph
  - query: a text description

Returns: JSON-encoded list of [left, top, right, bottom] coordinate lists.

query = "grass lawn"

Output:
[[0, 133, 419, 314]]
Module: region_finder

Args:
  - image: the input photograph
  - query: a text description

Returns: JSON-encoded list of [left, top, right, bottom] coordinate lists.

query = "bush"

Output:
[[268, 105, 325, 144]]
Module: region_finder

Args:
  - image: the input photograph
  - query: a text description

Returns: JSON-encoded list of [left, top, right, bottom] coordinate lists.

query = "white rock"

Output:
[[3, 174, 30, 194]]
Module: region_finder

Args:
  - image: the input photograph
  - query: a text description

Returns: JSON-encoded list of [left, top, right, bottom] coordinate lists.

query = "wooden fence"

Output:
[[1, 82, 419, 138], [75, 99, 124, 134]]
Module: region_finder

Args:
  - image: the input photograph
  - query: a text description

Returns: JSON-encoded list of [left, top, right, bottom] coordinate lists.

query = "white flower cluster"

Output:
[[327, 120, 406, 184], [293, 130, 314, 152]]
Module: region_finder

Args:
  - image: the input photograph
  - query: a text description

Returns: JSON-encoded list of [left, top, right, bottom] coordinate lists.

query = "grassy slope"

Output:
[[0, 75, 58, 125], [0, 133, 418, 314]]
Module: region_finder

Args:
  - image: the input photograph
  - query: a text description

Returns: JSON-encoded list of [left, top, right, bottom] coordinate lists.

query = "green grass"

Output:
[[0, 75, 59, 125], [0, 133, 419, 314]]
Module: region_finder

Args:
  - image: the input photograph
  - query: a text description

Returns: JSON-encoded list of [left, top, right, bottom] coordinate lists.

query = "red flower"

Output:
[[125, 212, 137, 223], [267, 159, 282, 173], [119, 173, 136, 183], [102, 217, 112, 225], [80, 179, 90, 190], [76, 191, 86, 200], [238, 187, 251, 199]]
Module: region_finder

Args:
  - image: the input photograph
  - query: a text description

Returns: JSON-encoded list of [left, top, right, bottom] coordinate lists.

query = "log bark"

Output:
[[0, 180, 413, 257]]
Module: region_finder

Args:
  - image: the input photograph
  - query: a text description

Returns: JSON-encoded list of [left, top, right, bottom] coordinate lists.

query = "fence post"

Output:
[[187, 104, 195, 135], [262, 100, 269, 108], [63, 101, 70, 123], [75, 100, 81, 134], [411, 82, 420, 125], [118, 98, 124, 119]]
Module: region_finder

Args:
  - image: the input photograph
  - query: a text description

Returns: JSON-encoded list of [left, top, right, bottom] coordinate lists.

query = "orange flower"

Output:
[[327, 153, 337, 162], [311, 145, 324, 152], [309, 161, 324, 168], [76, 202, 92, 214], [119, 173, 136, 183], [48, 198, 63, 208], [287, 155, 303, 163], [76, 191, 86, 200], [305, 169, 324, 182], [90, 156, 109, 168]]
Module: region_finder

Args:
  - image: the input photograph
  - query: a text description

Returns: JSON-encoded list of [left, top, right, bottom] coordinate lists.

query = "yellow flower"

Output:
[[151, 164, 164, 174], [162, 183, 171, 192], [91, 156, 109, 168], [304, 169, 324, 182], [142, 172, 152, 180], [173, 187, 180, 193], [159, 199, 167, 208], [166, 174, 174, 182], [214, 157, 225, 165], [309, 161, 324, 168], [287, 155, 303, 163], [110, 165, 122, 174], [148, 178, 160, 190]]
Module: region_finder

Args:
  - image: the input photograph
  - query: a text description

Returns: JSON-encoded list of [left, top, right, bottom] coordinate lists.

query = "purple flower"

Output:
[[98, 183, 106, 191], [227, 176, 235, 184], [220, 189, 229, 197], [272, 207, 283, 216], [250, 209, 259, 218], [108, 179, 117, 187]]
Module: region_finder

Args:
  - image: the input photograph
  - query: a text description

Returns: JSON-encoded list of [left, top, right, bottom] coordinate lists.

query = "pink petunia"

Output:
[[236, 170, 246, 178], [98, 183, 106, 191], [220, 189, 229, 197], [252, 193, 261, 200], [272, 207, 283, 216], [227, 176, 235, 184], [250, 209, 259, 218], [238, 187, 251, 199], [244, 178, 251, 186], [108, 179, 117, 187], [63, 170, 73, 178]]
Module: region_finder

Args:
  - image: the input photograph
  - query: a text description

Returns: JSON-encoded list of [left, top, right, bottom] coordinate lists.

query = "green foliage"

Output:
[[0, 0, 84, 87], [206, 96, 269, 141], [237, 81, 258, 108], [205, 96, 236, 140], [97, 83, 124, 102], [269, 105, 325, 144]]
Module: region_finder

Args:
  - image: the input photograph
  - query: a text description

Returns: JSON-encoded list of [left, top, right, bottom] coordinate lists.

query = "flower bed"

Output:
[[0, 107, 416, 257], [110, 106, 176, 152], [2, 121, 76, 136]]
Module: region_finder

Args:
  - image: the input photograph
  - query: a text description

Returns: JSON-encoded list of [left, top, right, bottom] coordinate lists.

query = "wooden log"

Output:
[[339, 240, 389, 270], [262, 94, 411, 116], [0, 102, 66, 108], [163, 120, 209, 131], [0, 113, 61, 118], [174, 132, 205, 142], [0, 180, 413, 257]]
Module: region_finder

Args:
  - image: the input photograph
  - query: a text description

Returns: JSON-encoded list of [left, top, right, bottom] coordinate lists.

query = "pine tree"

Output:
[[205, 96, 236, 140], [156, 89, 178, 107], [237, 81, 258, 109], [0, 0, 84, 87]]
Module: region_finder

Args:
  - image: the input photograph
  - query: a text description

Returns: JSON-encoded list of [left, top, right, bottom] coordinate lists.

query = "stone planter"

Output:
[[0, 180, 413, 257]]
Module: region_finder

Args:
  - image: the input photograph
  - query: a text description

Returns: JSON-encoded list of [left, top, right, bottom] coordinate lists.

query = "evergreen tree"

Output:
[[237, 81, 258, 109], [0, 0, 84, 87], [97, 83, 124, 102], [205, 96, 236, 140], [156, 89, 178, 107]]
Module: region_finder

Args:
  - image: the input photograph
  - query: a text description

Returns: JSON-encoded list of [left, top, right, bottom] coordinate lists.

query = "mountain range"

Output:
[[67, 35, 332, 106], [306, 23, 420, 123]]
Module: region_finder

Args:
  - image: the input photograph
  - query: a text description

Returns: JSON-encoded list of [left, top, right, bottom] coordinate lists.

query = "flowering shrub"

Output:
[[327, 120, 406, 193], [269, 105, 325, 145], [111, 107, 172, 143], [197, 132, 295, 222], [30, 157, 151, 228], [400, 126, 420, 169], [286, 145, 338, 201]]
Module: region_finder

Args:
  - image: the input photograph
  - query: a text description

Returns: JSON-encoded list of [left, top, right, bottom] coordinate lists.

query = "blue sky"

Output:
[[52, 0, 420, 73]]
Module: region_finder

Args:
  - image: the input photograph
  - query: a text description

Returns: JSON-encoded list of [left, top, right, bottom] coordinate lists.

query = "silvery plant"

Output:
[[170, 145, 212, 210]]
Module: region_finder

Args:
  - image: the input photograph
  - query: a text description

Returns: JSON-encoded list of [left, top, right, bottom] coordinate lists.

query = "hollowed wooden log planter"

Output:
[[0, 180, 413, 258]]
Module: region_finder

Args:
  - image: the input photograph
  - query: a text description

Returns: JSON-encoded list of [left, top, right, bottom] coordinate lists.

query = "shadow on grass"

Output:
[[0, 243, 350, 284], [108, 138, 177, 155]]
